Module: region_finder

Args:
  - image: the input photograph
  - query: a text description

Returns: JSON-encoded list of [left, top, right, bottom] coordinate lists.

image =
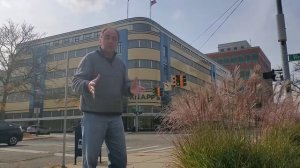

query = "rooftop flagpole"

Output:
[[149, 0, 151, 19], [150, 0, 157, 19], [127, 0, 129, 18]]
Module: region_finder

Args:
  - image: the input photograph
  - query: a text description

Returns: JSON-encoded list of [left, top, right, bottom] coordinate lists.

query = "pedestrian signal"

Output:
[[263, 69, 277, 81]]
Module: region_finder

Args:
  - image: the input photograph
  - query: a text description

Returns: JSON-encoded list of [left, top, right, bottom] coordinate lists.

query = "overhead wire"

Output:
[[191, 0, 242, 45], [199, 0, 245, 50]]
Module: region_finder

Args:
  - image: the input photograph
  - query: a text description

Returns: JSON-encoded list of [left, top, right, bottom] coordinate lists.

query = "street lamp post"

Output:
[[61, 51, 69, 168], [135, 93, 139, 132], [34, 107, 40, 125]]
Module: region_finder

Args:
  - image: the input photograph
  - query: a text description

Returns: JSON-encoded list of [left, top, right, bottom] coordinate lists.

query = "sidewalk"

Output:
[[23, 133, 174, 168], [64, 149, 172, 168]]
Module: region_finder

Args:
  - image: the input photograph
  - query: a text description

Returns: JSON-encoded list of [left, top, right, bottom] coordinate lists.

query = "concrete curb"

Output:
[[22, 134, 56, 141]]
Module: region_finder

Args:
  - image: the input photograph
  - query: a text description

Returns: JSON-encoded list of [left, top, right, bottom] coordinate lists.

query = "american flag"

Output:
[[150, 0, 157, 6]]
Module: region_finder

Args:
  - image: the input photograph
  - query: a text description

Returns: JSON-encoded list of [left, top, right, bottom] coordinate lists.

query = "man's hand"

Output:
[[88, 74, 100, 98], [130, 78, 145, 95]]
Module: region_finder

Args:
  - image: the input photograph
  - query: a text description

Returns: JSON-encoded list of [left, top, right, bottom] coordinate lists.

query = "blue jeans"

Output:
[[82, 113, 127, 168]]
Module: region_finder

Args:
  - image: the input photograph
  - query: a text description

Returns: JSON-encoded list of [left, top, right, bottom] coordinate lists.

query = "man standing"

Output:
[[72, 27, 144, 168]]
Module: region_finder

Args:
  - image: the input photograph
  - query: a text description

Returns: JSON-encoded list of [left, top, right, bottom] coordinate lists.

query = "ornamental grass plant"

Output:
[[161, 66, 300, 168]]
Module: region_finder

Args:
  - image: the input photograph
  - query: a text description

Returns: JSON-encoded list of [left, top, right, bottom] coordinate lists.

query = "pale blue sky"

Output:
[[1, 0, 299, 70]]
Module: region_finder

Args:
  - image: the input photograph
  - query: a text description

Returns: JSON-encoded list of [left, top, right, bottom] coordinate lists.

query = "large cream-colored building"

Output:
[[6, 17, 228, 131]]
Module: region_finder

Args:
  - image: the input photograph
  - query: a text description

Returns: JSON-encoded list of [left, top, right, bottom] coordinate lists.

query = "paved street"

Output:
[[0, 133, 175, 168]]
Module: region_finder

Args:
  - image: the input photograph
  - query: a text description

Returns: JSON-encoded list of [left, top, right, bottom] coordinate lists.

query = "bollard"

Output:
[[74, 123, 82, 165]]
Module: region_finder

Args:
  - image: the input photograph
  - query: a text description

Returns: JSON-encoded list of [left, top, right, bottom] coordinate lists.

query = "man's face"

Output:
[[100, 28, 118, 53]]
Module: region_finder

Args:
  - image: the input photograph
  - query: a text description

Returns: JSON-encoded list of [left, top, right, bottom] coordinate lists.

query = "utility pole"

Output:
[[276, 0, 290, 81]]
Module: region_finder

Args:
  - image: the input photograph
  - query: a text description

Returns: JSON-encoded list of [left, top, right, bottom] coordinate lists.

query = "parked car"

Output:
[[0, 121, 23, 146], [26, 125, 51, 135]]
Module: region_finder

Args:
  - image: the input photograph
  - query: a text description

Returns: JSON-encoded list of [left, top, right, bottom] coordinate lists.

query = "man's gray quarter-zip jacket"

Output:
[[72, 49, 131, 115]]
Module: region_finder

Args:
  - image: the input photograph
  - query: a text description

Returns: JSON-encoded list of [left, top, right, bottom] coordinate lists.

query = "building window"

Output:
[[54, 53, 65, 61], [128, 40, 139, 48], [128, 60, 139, 68], [140, 80, 152, 89], [224, 57, 230, 65], [220, 49, 224, 52], [170, 50, 210, 75], [151, 61, 160, 69], [128, 40, 160, 50], [140, 40, 151, 48], [76, 48, 86, 57], [140, 60, 151, 68], [63, 38, 70, 44], [52, 111, 62, 117], [252, 54, 258, 62], [128, 60, 160, 70], [132, 23, 151, 32], [68, 50, 76, 58], [55, 71, 65, 78], [231, 57, 236, 64], [151, 41, 160, 50], [218, 58, 223, 64], [246, 54, 251, 63], [84, 33, 94, 40], [53, 40, 60, 46], [87, 46, 98, 53], [139, 80, 159, 89], [74, 36, 80, 42], [238, 56, 244, 63]]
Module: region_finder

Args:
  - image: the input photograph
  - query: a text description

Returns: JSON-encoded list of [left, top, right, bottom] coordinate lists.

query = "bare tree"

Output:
[[286, 62, 300, 94], [0, 20, 43, 120]]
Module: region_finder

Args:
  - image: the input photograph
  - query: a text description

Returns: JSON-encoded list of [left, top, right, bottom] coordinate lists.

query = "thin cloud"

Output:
[[56, 0, 112, 13], [0, 0, 29, 9], [0, 0, 11, 8], [172, 10, 183, 21]]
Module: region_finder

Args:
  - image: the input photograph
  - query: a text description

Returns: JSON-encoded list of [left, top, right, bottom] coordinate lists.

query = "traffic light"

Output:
[[156, 87, 160, 97], [179, 75, 184, 88], [152, 87, 163, 97], [171, 75, 177, 86], [181, 75, 187, 87], [175, 75, 180, 86], [178, 74, 187, 88], [172, 74, 187, 87]]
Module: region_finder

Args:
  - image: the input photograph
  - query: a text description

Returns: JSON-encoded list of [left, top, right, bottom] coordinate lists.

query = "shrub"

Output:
[[162, 66, 300, 168]]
